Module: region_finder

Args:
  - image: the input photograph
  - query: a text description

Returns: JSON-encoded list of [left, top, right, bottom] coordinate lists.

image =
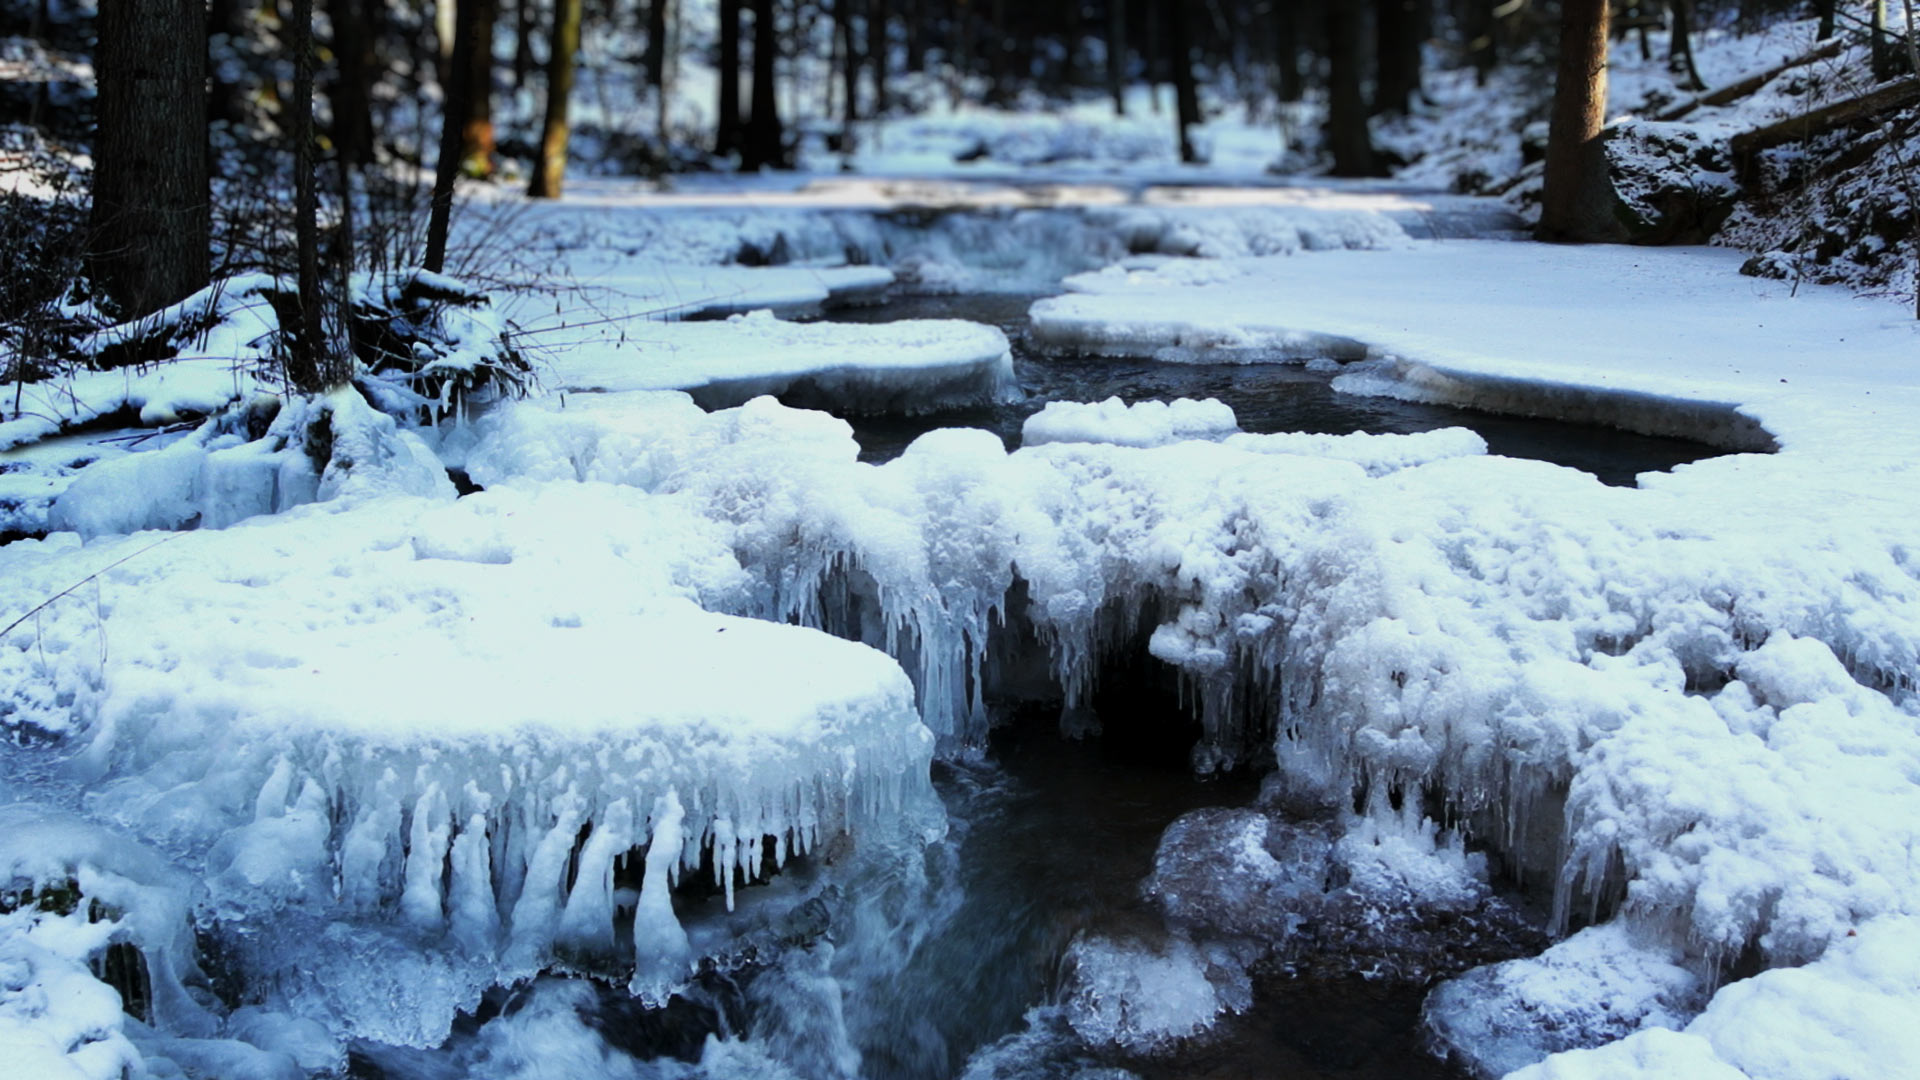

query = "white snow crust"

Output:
[[1021, 397, 1238, 449]]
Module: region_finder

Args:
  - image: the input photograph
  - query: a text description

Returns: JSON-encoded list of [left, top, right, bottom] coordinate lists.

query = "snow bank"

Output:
[[543, 309, 1017, 414], [1022, 397, 1238, 448]]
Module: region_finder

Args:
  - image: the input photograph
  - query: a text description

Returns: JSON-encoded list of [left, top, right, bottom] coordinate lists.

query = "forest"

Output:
[[3, 3, 1919, 1080]]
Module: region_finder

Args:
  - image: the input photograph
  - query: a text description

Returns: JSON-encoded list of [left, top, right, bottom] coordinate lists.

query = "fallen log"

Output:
[[1658, 37, 1847, 121], [1730, 76, 1920, 177]]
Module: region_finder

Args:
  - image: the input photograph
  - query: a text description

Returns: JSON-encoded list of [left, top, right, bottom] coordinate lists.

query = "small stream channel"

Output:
[[829, 294, 1722, 486]]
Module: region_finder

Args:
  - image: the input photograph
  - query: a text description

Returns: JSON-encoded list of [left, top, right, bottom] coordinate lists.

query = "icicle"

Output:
[[253, 756, 295, 821], [400, 785, 451, 932], [557, 798, 633, 954], [339, 770, 402, 912], [631, 790, 692, 1004], [448, 814, 501, 956], [504, 790, 584, 971], [713, 817, 737, 910]]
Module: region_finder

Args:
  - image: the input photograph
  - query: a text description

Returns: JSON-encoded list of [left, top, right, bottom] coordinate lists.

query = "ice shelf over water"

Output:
[[541, 309, 1017, 414]]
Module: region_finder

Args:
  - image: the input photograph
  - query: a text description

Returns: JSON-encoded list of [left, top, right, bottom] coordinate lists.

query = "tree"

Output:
[[329, 0, 378, 166], [1669, 0, 1704, 92], [288, 0, 326, 392], [1537, 0, 1612, 241], [530, 0, 583, 197], [716, 0, 744, 156], [459, 0, 500, 176], [1168, 0, 1202, 163], [1373, 0, 1423, 117], [425, 0, 487, 270], [1326, 0, 1375, 176], [740, 0, 788, 169], [90, 0, 208, 318], [1108, 0, 1128, 114], [868, 0, 890, 118]]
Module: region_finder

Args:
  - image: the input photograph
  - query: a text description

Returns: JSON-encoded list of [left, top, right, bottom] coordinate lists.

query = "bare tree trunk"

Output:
[[91, 0, 209, 318], [645, 0, 667, 89], [1167, 0, 1201, 162], [461, 0, 498, 176], [869, 0, 889, 117], [1373, 0, 1421, 116], [514, 0, 536, 90], [740, 0, 787, 169], [905, 0, 923, 71], [289, 0, 325, 391], [1816, 0, 1836, 39], [1108, 0, 1128, 114], [716, 0, 743, 155], [1326, 0, 1374, 175], [837, 0, 860, 144], [1538, 0, 1612, 241], [330, 0, 377, 165], [1465, 0, 1495, 85], [1669, 0, 1703, 91], [1873, 1, 1894, 81], [529, 0, 581, 196], [425, 0, 484, 270]]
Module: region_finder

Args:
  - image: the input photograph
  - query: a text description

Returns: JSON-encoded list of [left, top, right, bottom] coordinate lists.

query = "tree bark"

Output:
[[1274, 0, 1302, 103], [1168, 0, 1201, 163], [1373, 0, 1421, 116], [716, 0, 743, 156], [529, 0, 581, 197], [1537, 0, 1612, 242], [838, 0, 860, 134], [869, 0, 889, 117], [425, 0, 484, 271], [740, 0, 787, 169], [1465, 0, 1495, 85], [645, 0, 668, 89], [1108, 0, 1128, 114], [329, 0, 377, 165], [1668, 0, 1704, 93], [514, 0, 536, 90], [1873, 1, 1893, 82], [289, 0, 325, 391], [91, 0, 209, 318], [1817, 0, 1836, 40], [1326, 0, 1374, 175], [459, 0, 498, 176]]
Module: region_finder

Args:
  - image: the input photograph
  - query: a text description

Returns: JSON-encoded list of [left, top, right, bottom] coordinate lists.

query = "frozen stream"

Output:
[[826, 295, 1722, 486]]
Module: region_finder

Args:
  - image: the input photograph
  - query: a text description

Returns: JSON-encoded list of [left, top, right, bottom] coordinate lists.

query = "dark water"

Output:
[[829, 294, 1722, 487]]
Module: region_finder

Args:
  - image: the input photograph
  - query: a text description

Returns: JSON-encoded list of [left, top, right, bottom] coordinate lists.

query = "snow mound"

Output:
[[1423, 923, 1708, 1078], [1223, 426, 1488, 476], [1061, 934, 1248, 1052], [543, 309, 1017, 414], [1021, 397, 1238, 449]]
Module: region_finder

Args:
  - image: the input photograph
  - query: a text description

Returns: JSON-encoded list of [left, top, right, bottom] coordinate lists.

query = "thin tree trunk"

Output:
[[837, 0, 859, 146], [1669, 0, 1703, 92], [717, 0, 743, 155], [514, 0, 536, 89], [92, 0, 209, 318], [1274, 0, 1302, 103], [1109, 0, 1128, 114], [1373, 0, 1421, 117], [425, 0, 483, 271], [1168, 0, 1201, 162], [529, 0, 580, 196], [1817, 0, 1836, 39], [1465, 0, 1495, 85], [1873, 1, 1894, 81], [869, 0, 889, 117], [645, 0, 668, 89], [740, 0, 786, 169], [1538, 0, 1612, 241], [330, 0, 376, 165], [905, 0, 923, 71], [1326, 0, 1373, 175], [461, 0, 498, 176], [290, 0, 325, 391]]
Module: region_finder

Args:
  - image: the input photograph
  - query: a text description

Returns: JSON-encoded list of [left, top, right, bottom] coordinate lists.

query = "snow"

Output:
[[543, 308, 1016, 414], [1021, 397, 1238, 449]]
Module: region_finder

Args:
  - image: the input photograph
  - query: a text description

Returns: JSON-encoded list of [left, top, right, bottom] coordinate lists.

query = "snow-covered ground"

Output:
[[4, 160, 1920, 1080]]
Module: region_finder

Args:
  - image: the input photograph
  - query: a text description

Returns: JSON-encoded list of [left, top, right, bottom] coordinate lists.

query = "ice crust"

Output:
[[1021, 397, 1239, 449]]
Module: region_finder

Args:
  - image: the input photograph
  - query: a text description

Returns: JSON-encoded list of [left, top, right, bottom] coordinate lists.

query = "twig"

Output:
[[0, 534, 184, 643]]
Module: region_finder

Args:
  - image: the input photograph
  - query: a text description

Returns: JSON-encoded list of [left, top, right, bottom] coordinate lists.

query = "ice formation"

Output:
[[1020, 397, 1238, 449], [542, 309, 1018, 414]]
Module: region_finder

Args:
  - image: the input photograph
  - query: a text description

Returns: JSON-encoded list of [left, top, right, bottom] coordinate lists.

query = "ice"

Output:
[[1060, 934, 1247, 1052], [1222, 426, 1489, 476], [1505, 916, 1920, 1080], [1021, 397, 1239, 449], [541, 309, 1018, 414], [1423, 923, 1708, 1078]]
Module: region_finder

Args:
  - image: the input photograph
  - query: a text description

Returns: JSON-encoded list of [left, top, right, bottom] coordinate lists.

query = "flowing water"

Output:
[[829, 294, 1723, 487]]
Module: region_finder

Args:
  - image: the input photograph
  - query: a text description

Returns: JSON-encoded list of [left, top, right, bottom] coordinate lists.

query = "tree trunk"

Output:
[[987, 0, 1009, 104], [905, 0, 923, 71], [1274, 0, 1302, 103], [1873, 1, 1893, 82], [514, 0, 536, 90], [740, 0, 787, 169], [1168, 0, 1201, 163], [329, 0, 377, 165], [716, 0, 743, 156], [459, 0, 498, 176], [529, 0, 580, 196], [839, 0, 860, 132], [1326, 0, 1374, 175], [1538, 0, 1612, 241], [1108, 0, 1128, 114], [1817, 0, 1836, 39], [1668, 0, 1704, 92], [425, 0, 484, 271], [289, 0, 325, 391], [645, 0, 668, 89], [869, 0, 889, 117], [1373, 0, 1421, 116], [1465, 0, 1495, 85], [91, 0, 209, 319]]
